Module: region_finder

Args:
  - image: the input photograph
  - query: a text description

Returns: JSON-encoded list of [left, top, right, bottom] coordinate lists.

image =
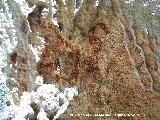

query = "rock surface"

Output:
[[4, 0, 160, 120]]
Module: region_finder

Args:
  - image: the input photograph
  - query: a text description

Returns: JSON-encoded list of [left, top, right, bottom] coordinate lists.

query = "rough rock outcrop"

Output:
[[7, 0, 160, 120]]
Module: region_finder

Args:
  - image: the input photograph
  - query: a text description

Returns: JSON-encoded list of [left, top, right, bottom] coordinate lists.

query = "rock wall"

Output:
[[6, 0, 160, 120]]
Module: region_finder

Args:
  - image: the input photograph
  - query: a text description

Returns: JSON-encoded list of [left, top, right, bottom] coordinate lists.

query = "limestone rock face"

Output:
[[5, 0, 160, 120]]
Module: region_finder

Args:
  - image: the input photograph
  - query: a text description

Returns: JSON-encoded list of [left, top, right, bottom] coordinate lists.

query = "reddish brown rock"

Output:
[[8, 1, 160, 119]]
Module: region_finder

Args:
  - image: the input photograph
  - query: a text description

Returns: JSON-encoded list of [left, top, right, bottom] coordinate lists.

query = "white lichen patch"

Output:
[[0, 81, 78, 120], [35, 76, 44, 86], [30, 42, 45, 62], [95, 0, 99, 7], [0, 91, 34, 120], [37, 108, 49, 120], [74, 0, 83, 14], [15, 0, 36, 17]]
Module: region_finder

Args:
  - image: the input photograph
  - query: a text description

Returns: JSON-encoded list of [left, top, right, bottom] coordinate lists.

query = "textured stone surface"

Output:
[[6, 0, 160, 120]]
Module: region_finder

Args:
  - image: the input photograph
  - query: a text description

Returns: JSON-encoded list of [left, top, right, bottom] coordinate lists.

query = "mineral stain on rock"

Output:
[[5, 0, 160, 120]]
